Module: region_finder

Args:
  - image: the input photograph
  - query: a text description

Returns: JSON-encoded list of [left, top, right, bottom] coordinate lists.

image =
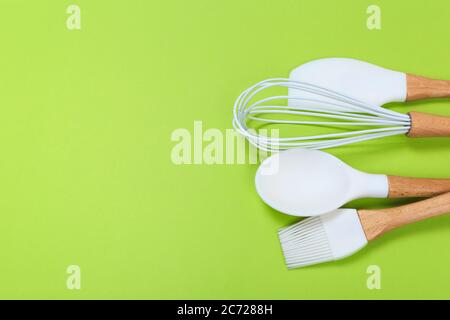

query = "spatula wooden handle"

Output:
[[388, 176, 450, 198], [358, 192, 450, 241], [407, 111, 450, 137], [407, 74, 450, 101]]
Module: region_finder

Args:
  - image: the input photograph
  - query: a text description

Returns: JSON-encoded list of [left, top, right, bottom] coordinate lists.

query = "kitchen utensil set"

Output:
[[233, 58, 450, 268]]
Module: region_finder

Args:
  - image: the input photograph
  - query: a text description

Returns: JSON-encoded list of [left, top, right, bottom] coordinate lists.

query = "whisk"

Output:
[[232, 78, 450, 151]]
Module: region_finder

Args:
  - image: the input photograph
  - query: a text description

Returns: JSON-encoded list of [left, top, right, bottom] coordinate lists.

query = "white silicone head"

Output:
[[320, 209, 368, 260], [255, 149, 388, 217], [288, 58, 407, 108], [279, 208, 368, 269]]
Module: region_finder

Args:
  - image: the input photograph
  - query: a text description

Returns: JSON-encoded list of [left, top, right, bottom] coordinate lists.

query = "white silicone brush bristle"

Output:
[[279, 216, 334, 269], [278, 209, 368, 269]]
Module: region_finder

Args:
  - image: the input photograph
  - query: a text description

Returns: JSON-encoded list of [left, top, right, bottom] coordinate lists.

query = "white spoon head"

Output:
[[255, 149, 357, 217], [288, 57, 407, 107]]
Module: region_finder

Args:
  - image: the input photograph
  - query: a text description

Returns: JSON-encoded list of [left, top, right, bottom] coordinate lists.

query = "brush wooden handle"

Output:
[[407, 111, 450, 137], [388, 176, 450, 198], [407, 74, 450, 101], [358, 192, 450, 241]]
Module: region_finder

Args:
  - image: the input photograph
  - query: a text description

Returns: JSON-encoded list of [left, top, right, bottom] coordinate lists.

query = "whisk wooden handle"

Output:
[[358, 192, 450, 241], [407, 112, 450, 137], [388, 176, 450, 198], [407, 74, 450, 101]]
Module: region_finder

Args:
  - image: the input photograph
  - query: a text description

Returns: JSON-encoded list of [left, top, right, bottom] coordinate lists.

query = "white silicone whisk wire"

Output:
[[232, 78, 411, 151]]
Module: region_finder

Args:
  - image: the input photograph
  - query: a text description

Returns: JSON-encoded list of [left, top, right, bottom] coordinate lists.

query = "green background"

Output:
[[0, 0, 449, 299]]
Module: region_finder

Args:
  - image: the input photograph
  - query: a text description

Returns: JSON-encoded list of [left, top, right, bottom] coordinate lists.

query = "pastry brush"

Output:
[[279, 192, 450, 269]]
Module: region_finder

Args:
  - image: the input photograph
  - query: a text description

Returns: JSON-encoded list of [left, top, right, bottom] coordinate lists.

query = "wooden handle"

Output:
[[358, 192, 450, 241], [407, 74, 450, 101], [407, 111, 450, 137], [388, 176, 450, 198]]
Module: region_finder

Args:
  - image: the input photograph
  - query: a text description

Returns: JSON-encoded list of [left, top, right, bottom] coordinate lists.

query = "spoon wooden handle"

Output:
[[388, 176, 450, 198], [407, 74, 450, 101], [358, 192, 450, 241], [407, 111, 450, 137]]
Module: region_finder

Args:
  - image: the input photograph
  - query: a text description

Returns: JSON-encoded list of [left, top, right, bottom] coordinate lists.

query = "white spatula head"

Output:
[[255, 149, 388, 216], [289, 58, 407, 108]]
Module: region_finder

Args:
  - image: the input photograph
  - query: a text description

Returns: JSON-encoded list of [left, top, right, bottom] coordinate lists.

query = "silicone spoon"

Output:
[[255, 148, 450, 217]]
